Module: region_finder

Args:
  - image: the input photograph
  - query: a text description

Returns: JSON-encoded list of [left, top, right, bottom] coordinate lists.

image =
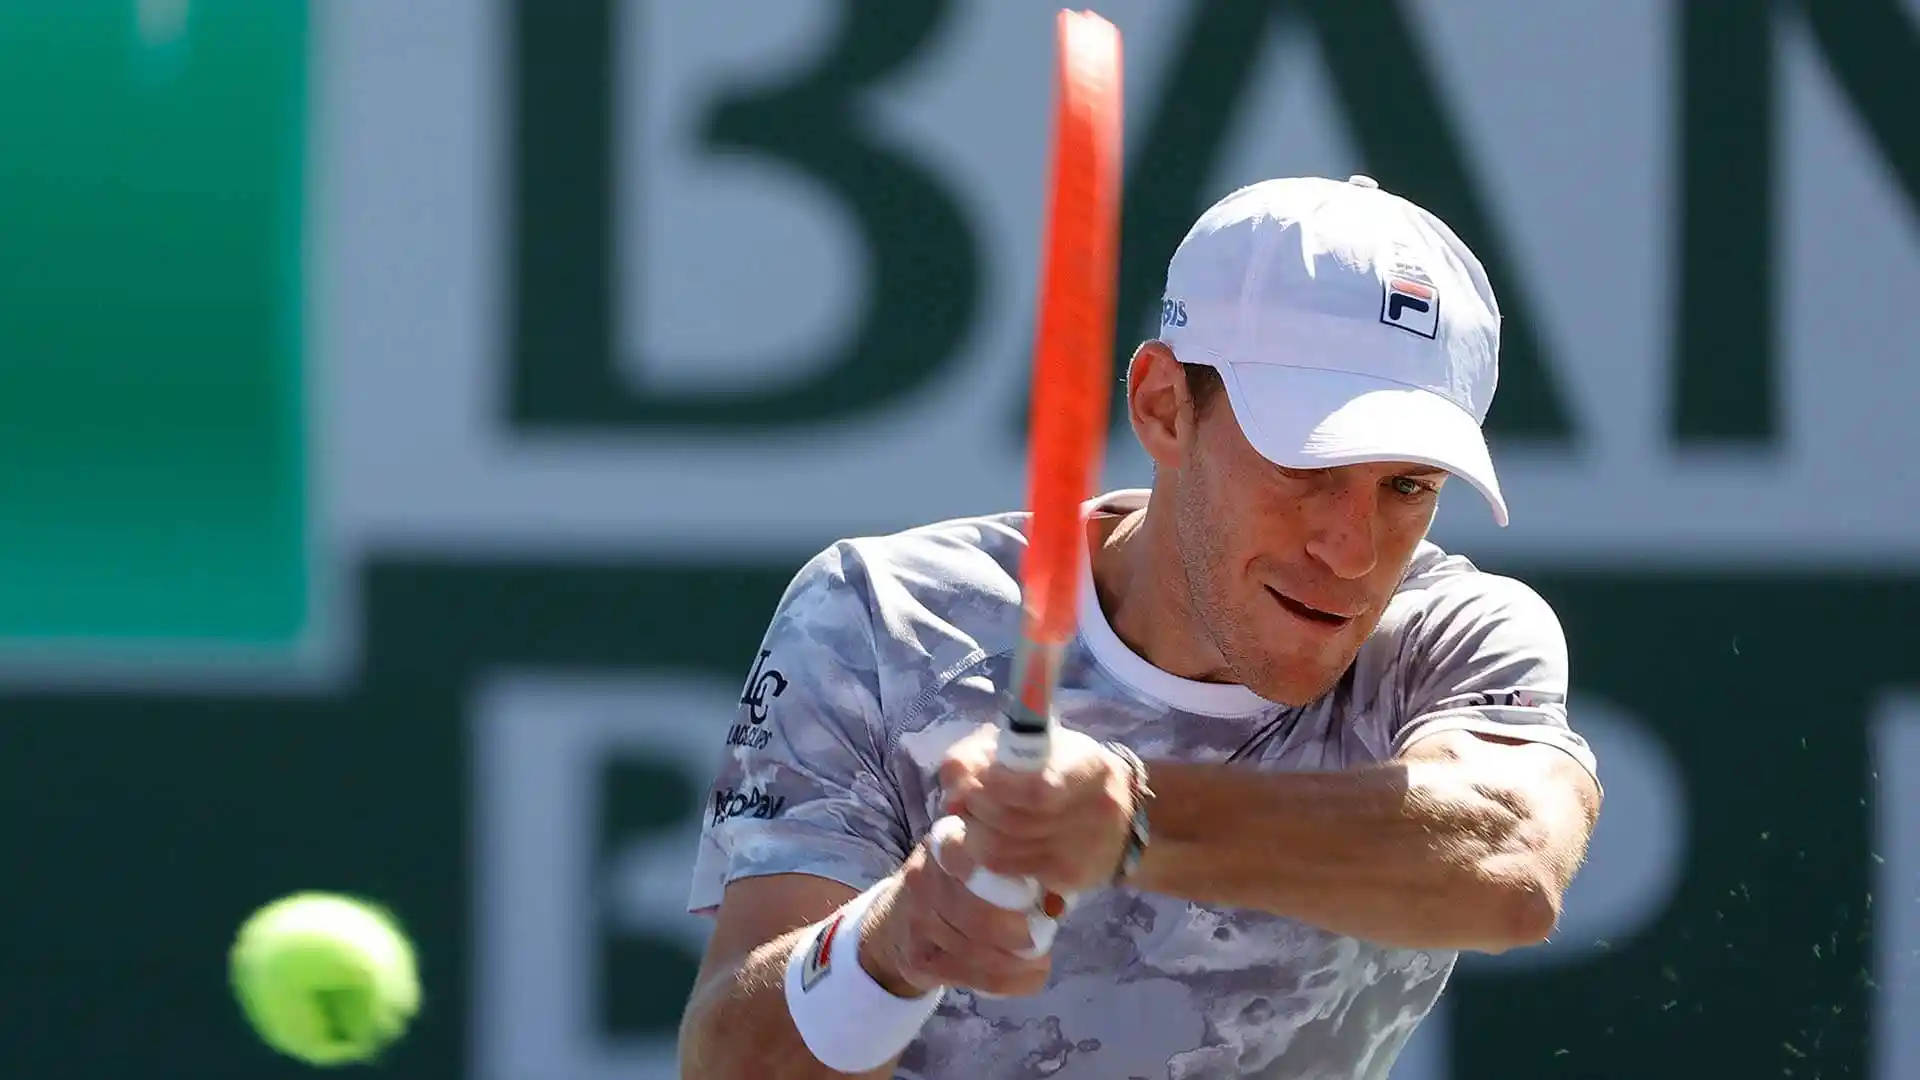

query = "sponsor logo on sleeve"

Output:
[[726, 649, 787, 749], [710, 785, 788, 826], [1448, 688, 1563, 709]]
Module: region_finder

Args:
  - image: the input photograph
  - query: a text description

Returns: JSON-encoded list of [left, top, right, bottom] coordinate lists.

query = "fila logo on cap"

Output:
[[1380, 249, 1440, 339]]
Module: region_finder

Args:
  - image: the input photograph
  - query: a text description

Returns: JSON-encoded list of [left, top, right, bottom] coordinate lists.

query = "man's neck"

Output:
[[1087, 496, 1237, 684]]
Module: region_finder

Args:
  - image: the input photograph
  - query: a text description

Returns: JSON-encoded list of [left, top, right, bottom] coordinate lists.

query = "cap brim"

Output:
[[1216, 363, 1510, 527]]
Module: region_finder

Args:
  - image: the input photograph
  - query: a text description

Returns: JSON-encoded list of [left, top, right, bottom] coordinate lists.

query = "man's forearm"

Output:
[[1128, 759, 1559, 952], [678, 929, 901, 1080]]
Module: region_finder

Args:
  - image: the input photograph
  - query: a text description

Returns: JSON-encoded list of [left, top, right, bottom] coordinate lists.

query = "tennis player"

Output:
[[680, 175, 1602, 1078]]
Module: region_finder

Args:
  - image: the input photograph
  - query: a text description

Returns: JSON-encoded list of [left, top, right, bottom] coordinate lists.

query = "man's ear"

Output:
[[1127, 341, 1196, 471]]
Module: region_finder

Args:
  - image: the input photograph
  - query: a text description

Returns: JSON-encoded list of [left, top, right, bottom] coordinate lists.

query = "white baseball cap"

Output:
[[1157, 174, 1509, 526]]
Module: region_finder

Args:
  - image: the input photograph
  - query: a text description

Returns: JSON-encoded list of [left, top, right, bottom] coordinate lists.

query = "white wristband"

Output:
[[784, 879, 944, 1073]]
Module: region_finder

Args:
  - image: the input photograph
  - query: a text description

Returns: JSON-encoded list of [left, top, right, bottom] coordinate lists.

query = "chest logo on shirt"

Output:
[[727, 649, 789, 749]]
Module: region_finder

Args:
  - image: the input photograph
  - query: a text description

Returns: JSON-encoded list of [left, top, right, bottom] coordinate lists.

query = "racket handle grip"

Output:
[[982, 722, 1081, 947], [944, 647, 1068, 959], [962, 868, 1059, 959], [963, 866, 1041, 910], [996, 720, 1051, 772], [928, 818, 1060, 959], [982, 705, 1054, 952]]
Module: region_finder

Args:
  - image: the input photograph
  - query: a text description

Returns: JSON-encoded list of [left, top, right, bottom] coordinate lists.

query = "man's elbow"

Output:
[[1504, 874, 1563, 946], [1471, 871, 1562, 954], [677, 967, 761, 1078], [678, 977, 722, 1075], [1469, 785, 1586, 953]]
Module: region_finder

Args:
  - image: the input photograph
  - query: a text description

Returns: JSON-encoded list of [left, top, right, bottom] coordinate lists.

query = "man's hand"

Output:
[[938, 723, 1134, 895], [858, 823, 1054, 997]]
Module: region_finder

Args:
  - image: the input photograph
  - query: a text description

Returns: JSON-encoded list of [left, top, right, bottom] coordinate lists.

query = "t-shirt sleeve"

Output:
[[1392, 576, 1600, 786], [686, 542, 911, 915]]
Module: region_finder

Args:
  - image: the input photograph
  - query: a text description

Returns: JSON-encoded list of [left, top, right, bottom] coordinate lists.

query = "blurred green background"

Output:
[[1, 2, 1914, 1078]]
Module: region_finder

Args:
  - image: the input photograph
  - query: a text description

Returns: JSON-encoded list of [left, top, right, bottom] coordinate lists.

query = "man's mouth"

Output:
[[1265, 586, 1356, 627]]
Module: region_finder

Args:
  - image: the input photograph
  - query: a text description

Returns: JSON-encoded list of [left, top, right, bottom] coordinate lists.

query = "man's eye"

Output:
[[1390, 477, 1434, 498]]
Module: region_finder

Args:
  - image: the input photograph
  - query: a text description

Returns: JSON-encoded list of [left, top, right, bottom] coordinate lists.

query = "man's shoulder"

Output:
[[1382, 541, 1562, 644], [838, 509, 1026, 606], [787, 509, 1028, 674]]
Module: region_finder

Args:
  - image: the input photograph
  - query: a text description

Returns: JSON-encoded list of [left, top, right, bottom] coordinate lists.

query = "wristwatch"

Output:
[[1106, 741, 1153, 885]]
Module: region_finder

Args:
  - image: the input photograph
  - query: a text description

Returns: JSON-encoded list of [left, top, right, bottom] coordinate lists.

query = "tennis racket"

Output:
[[937, 7, 1122, 959]]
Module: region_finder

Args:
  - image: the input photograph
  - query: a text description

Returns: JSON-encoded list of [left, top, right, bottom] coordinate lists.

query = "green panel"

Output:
[[0, 558, 789, 1077], [1450, 567, 1898, 1078], [0, 1, 307, 644]]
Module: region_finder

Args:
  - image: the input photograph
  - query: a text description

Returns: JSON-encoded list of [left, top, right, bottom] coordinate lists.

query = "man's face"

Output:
[[1171, 393, 1446, 706]]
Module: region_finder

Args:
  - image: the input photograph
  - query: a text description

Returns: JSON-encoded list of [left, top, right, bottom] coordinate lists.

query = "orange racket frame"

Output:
[[956, 9, 1123, 945]]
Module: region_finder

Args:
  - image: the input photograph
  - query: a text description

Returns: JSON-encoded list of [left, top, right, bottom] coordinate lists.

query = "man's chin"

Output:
[[1220, 621, 1369, 706], [1242, 662, 1350, 709]]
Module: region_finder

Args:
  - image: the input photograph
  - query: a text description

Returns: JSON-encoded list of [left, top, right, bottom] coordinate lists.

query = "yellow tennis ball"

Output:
[[229, 892, 421, 1067]]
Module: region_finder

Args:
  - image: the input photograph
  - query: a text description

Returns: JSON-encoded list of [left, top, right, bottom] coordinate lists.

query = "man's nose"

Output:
[[1303, 481, 1379, 581]]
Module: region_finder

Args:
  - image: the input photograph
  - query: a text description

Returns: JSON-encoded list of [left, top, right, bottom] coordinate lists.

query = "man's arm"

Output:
[[948, 576, 1598, 952], [681, 835, 1053, 1079], [945, 723, 1599, 953], [1130, 729, 1600, 952], [679, 874, 887, 1079]]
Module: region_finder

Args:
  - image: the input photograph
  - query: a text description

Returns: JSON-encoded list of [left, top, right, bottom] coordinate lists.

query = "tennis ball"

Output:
[[229, 891, 421, 1067]]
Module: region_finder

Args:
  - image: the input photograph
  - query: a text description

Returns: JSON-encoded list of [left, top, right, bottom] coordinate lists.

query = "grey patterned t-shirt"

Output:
[[688, 489, 1597, 1079]]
